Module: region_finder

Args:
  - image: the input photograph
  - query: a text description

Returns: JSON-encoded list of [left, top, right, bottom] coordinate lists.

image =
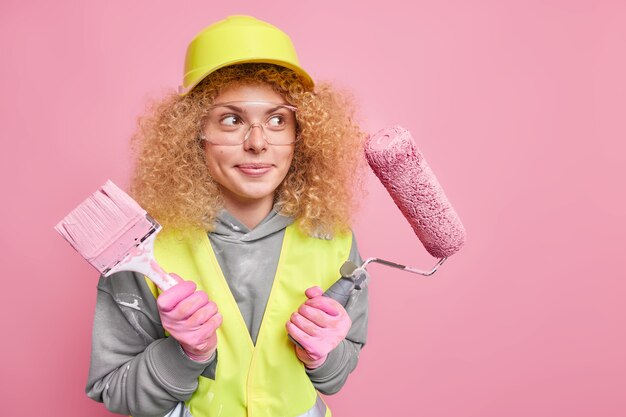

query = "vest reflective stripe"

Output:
[[163, 393, 326, 417], [153, 223, 351, 417], [300, 395, 327, 417]]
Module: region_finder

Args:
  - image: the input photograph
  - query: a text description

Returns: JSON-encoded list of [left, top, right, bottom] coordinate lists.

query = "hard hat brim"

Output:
[[178, 58, 314, 96]]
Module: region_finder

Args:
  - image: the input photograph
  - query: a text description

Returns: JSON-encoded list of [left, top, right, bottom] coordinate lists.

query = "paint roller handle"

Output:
[[288, 261, 368, 349], [321, 277, 354, 307], [322, 260, 368, 306]]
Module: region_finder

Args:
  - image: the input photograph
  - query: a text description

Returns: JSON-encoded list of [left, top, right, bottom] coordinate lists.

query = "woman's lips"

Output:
[[235, 163, 273, 176]]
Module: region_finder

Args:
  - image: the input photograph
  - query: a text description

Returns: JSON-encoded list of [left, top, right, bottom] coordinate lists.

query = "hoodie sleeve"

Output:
[[85, 272, 215, 417], [305, 232, 369, 394]]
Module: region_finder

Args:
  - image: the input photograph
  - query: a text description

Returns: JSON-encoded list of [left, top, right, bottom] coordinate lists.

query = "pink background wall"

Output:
[[2, 1, 625, 416]]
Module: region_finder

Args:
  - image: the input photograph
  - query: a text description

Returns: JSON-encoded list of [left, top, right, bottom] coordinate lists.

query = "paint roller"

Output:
[[325, 126, 467, 306]]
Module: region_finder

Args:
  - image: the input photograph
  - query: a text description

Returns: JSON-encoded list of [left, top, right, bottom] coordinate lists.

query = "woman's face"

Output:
[[201, 83, 296, 213]]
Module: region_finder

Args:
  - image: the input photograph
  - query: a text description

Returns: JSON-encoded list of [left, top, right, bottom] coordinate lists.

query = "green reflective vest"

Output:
[[152, 222, 352, 417]]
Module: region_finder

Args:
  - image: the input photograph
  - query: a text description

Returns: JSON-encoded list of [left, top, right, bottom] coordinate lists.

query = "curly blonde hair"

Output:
[[130, 63, 366, 237]]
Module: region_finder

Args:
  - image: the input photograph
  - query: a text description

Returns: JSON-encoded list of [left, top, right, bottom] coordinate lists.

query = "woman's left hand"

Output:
[[286, 286, 352, 369]]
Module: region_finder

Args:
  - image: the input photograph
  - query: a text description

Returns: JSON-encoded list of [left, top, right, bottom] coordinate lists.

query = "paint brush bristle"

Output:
[[55, 180, 157, 274]]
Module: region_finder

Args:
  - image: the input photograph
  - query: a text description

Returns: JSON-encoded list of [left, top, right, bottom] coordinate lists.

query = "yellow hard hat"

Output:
[[179, 15, 314, 95]]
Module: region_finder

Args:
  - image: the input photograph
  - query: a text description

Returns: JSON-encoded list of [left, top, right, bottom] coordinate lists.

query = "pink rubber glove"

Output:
[[286, 286, 352, 369], [157, 274, 222, 362]]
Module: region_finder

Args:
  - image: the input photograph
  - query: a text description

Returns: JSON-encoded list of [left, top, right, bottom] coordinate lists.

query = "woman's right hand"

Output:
[[156, 274, 222, 362]]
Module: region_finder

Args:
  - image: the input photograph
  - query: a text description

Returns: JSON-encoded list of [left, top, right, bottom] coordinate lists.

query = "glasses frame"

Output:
[[199, 100, 299, 146]]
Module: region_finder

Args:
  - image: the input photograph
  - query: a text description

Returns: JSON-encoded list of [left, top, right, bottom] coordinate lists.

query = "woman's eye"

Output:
[[267, 115, 285, 127], [220, 115, 242, 126]]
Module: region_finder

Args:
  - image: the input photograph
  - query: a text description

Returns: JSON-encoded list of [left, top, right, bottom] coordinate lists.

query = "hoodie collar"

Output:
[[211, 207, 294, 243]]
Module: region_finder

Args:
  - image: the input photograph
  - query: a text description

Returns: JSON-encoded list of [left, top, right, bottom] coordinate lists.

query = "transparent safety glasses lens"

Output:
[[200, 101, 298, 146]]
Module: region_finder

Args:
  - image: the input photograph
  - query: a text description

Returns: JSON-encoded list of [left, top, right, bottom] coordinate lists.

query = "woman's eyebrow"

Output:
[[219, 104, 244, 112], [214, 103, 289, 114], [265, 105, 288, 114]]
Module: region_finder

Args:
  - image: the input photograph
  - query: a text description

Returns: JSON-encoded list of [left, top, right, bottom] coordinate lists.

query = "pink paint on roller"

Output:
[[365, 126, 466, 259], [54, 180, 178, 290]]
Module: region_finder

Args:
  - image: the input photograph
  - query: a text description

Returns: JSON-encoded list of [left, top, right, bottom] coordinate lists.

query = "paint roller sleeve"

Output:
[[364, 126, 466, 259]]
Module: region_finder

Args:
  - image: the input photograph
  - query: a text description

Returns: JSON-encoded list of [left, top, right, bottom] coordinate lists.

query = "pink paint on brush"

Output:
[[365, 126, 466, 259], [55, 180, 178, 290]]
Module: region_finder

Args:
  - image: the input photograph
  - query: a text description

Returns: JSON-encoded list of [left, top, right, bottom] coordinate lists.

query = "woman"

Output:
[[86, 15, 369, 417]]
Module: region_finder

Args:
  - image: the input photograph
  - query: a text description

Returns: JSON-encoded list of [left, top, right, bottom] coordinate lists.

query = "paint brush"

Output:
[[54, 180, 179, 291]]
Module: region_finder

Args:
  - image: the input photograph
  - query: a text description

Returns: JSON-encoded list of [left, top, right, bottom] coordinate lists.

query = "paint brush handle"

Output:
[[104, 232, 179, 291]]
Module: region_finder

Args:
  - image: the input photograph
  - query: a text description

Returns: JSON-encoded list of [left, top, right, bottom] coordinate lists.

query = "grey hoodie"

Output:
[[86, 209, 368, 417]]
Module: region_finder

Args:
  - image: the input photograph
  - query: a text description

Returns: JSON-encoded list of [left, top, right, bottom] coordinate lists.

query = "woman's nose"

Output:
[[243, 123, 268, 152]]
